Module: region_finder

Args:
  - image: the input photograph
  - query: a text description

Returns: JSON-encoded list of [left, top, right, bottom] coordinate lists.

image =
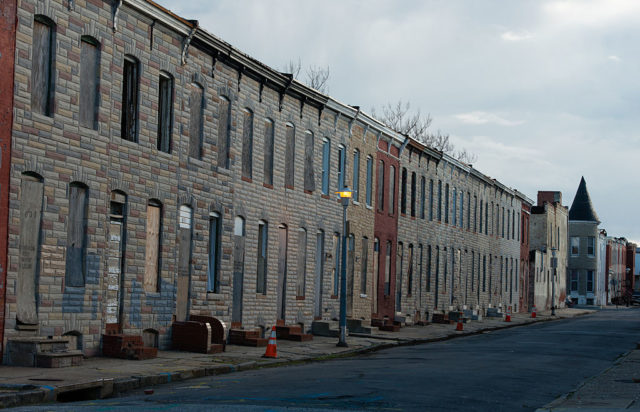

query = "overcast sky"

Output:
[[156, 0, 640, 243]]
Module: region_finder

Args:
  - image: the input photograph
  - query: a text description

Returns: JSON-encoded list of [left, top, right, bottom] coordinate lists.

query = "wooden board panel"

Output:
[[232, 234, 245, 324], [303, 131, 315, 191], [277, 226, 288, 320], [31, 20, 51, 115], [263, 120, 274, 185], [241, 110, 253, 179], [79, 39, 98, 129], [217, 98, 230, 168], [176, 222, 192, 322], [284, 125, 295, 187], [144, 205, 160, 292], [65, 185, 87, 287], [17, 177, 43, 325], [314, 232, 324, 318], [188, 84, 203, 159], [296, 229, 307, 297]]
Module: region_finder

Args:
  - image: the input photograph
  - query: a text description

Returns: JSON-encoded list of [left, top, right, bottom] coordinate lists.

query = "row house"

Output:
[[1, 0, 536, 360], [528, 191, 568, 311]]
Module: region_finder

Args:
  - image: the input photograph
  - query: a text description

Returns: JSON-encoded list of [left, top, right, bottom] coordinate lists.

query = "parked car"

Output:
[[632, 291, 640, 306]]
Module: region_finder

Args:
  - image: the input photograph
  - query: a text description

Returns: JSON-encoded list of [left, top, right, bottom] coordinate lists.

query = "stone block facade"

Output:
[[3, 0, 535, 358]]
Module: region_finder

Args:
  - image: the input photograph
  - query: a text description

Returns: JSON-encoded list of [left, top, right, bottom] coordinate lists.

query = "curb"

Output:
[[0, 311, 594, 409]]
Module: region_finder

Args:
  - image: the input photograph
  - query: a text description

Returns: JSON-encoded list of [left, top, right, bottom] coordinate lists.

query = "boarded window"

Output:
[[352, 150, 360, 202], [460, 192, 464, 228], [79, 36, 99, 129], [410, 172, 416, 217], [377, 160, 385, 211], [437, 181, 442, 221], [444, 184, 450, 224], [188, 83, 204, 159], [389, 166, 395, 214], [208, 212, 221, 293], [429, 179, 434, 221], [284, 123, 295, 187], [452, 189, 457, 226], [467, 193, 471, 230], [217, 97, 231, 168], [65, 183, 88, 287], [157, 72, 173, 153], [303, 131, 315, 191], [360, 237, 369, 295], [296, 228, 307, 297], [263, 119, 274, 185], [242, 109, 254, 179], [176, 205, 193, 322], [337, 145, 346, 190], [400, 168, 407, 214], [144, 201, 162, 292], [256, 220, 268, 294], [121, 55, 139, 142], [365, 156, 373, 207], [32, 16, 55, 116], [321, 138, 330, 194]]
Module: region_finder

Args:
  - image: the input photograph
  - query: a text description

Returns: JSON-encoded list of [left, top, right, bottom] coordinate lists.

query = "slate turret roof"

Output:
[[569, 177, 600, 223]]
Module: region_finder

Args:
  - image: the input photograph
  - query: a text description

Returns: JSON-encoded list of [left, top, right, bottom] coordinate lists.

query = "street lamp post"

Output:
[[336, 189, 352, 347], [625, 267, 631, 306], [551, 247, 557, 316]]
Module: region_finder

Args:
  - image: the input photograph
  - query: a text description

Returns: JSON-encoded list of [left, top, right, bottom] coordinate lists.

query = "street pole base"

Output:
[[336, 341, 348, 348]]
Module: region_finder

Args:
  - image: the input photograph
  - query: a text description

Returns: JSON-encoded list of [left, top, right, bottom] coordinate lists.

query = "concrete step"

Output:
[[35, 350, 83, 368]]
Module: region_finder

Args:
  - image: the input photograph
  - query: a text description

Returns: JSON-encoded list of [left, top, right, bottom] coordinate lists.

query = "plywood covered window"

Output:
[[321, 138, 330, 195], [256, 220, 268, 294], [303, 131, 315, 192], [32, 15, 55, 116], [407, 244, 414, 295], [263, 119, 275, 185], [65, 183, 88, 287], [79, 36, 99, 129], [144, 200, 162, 293], [121, 55, 139, 142], [352, 150, 360, 202], [426, 245, 432, 292], [217, 96, 231, 168], [459, 191, 464, 228], [157, 72, 173, 153], [444, 184, 450, 224], [208, 212, 221, 293], [296, 228, 308, 297], [332, 232, 340, 296], [377, 160, 385, 211], [337, 145, 346, 190], [284, 123, 296, 187], [188, 83, 204, 159], [429, 179, 434, 221], [389, 166, 396, 214], [400, 168, 407, 214], [410, 172, 416, 217], [452, 189, 457, 226], [437, 180, 442, 221], [242, 109, 254, 179], [365, 156, 373, 207]]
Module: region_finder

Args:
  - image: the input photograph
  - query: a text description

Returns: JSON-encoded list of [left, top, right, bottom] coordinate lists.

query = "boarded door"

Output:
[[347, 235, 354, 317], [17, 175, 43, 326], [314, 231, 324, 319], [277, 225, 288, 320], [106, 192, 126, 330], [232, 217, 245, 326], [176, 206, 192, 322]]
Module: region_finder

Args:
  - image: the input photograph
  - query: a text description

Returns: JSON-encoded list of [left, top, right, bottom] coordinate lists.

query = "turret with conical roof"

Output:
[[569, 176, 600, 223]]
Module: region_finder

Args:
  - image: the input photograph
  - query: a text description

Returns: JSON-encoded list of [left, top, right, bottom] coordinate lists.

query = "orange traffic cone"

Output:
[[531, 305, 537, 319], [505, 306, 511, 322], [456, 312, 464, 331], [263, 326, 277, 358]]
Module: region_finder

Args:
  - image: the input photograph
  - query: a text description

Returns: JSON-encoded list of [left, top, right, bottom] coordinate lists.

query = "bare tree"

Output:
[[372, 100, 477, 164], [306, 65, 330, 94], [283, 58, 302, 79], [283, 58, 330, 94]]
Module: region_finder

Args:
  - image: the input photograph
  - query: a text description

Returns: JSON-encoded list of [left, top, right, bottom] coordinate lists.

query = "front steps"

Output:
[[275, 325, 313, 342], [6, 337, 83, 368], [102, 334, 157, 360], [228, 329, 268, 347]]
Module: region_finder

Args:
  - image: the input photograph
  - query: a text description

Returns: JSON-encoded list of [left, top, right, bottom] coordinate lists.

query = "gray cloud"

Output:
[[156, 0, 640, 241]]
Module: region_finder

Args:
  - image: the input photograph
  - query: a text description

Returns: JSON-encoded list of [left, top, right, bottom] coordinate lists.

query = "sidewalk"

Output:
[[539, 339, 640, 411], [0, 308, 593, 409]]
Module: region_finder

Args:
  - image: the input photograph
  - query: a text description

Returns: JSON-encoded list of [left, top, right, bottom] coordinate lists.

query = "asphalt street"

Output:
[[15, 308, 640, 411]]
